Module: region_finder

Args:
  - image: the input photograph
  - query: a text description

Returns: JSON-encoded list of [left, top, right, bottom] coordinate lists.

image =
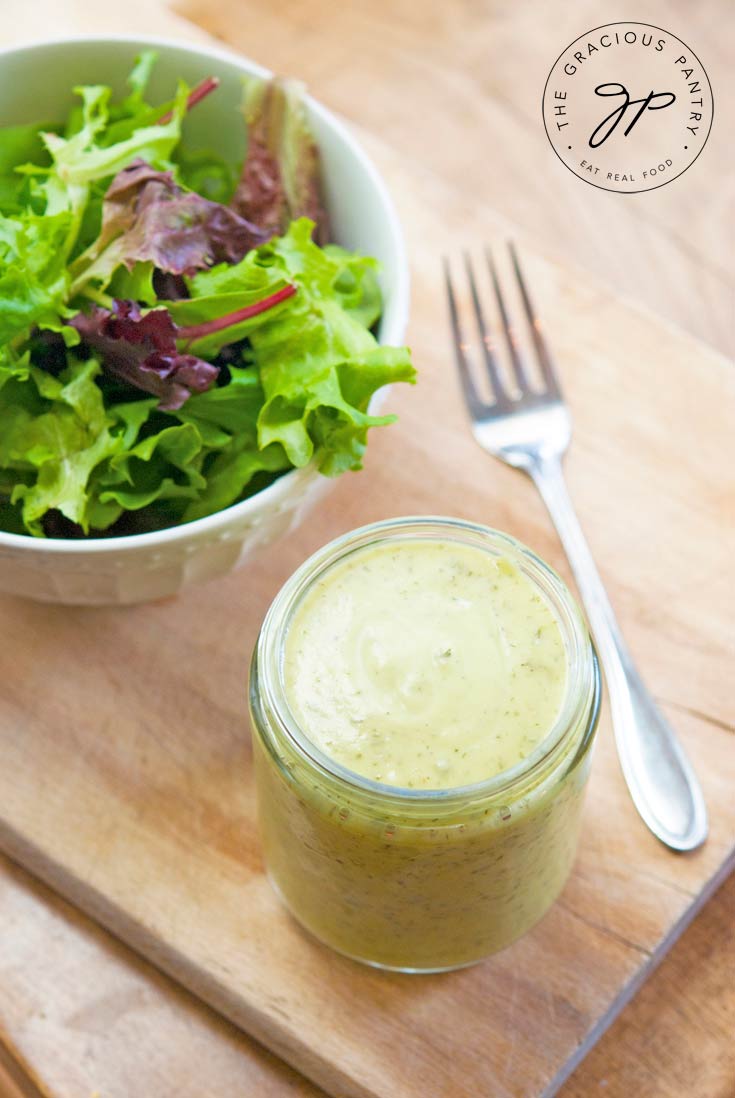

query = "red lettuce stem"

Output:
[[157, 76, 220, 125], [177, 284, 297, 342]]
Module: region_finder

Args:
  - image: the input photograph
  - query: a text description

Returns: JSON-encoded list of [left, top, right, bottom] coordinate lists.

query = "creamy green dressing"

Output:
[[283, 539, 568, 789]]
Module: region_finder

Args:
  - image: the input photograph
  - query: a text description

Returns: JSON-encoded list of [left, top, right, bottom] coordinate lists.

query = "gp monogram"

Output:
[[542, 22, 713, 193]]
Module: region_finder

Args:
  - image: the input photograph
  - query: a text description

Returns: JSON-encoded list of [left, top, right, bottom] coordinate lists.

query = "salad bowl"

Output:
[[0, 36, 409, 604]]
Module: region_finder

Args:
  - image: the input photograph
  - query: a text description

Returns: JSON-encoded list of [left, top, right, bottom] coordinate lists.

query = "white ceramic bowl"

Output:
[[0, 36, 409, 605]]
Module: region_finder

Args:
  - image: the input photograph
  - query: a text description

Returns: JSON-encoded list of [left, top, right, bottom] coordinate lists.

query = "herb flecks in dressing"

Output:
[[284, 540, 567, 789]]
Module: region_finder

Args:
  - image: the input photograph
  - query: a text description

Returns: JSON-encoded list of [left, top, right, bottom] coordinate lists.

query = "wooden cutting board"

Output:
[[0, 127, 733, 1097]]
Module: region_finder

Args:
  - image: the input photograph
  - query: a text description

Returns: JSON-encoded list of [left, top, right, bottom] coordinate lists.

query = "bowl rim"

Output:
[[0, 33, 410, 556]]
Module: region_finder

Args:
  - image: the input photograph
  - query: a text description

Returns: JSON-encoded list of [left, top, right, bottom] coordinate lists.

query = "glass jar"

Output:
[[249, 517, 601, 972]]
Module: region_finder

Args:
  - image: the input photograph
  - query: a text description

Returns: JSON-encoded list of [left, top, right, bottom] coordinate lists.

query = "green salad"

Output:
[[0, 53, 414, 538]]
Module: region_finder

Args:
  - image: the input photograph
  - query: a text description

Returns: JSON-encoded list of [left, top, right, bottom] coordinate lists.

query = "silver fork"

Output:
[[444, 244, 707, 852]]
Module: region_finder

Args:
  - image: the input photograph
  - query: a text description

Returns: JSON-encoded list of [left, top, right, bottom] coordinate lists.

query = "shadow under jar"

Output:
[[249, 517, 601, 972]]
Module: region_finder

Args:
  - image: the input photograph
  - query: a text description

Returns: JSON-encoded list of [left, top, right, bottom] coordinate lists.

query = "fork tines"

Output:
[[443, 243, 562, 411]]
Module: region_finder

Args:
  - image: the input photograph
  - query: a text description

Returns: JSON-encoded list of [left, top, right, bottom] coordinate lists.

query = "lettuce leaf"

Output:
[[189, 218, 414, 473], [70, 300, 219, 410], [178, 366, 290, 520], [231, 77, 328, 243], [42, 82, 186, 192], [0, 210, 73, 344], [97, 421, 206, 510], [166, 254, 292, 357], [5, 357, 122, 534], [69, 159, 268, 295], [68, 284, 297, 411], [0, 122, 53, 214], [174, 145, 237, 204]]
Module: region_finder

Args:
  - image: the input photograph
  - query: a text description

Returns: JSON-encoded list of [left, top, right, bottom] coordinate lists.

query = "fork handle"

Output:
[[528, 455, 708, 852]]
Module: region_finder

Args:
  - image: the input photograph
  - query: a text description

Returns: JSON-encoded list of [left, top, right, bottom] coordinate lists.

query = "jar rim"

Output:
[[256, 516, 599, 806]]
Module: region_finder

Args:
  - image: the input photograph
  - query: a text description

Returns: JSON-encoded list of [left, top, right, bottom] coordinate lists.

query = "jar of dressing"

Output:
[[249, 517, 601, 972]]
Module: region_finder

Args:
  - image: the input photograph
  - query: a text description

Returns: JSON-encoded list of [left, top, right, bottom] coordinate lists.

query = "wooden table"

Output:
[[1, 2, 733, 1096]]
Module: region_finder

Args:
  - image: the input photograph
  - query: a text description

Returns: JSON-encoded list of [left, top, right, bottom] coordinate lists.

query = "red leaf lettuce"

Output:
[[70, 300, 218, 411]]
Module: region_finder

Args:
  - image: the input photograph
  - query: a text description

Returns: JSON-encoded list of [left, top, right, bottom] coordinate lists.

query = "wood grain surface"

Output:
[[1, 851, 734, 1098], [179, 0, 734, 359], [1, 2, 733, 1097], [0, 850, 320, 1098]]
